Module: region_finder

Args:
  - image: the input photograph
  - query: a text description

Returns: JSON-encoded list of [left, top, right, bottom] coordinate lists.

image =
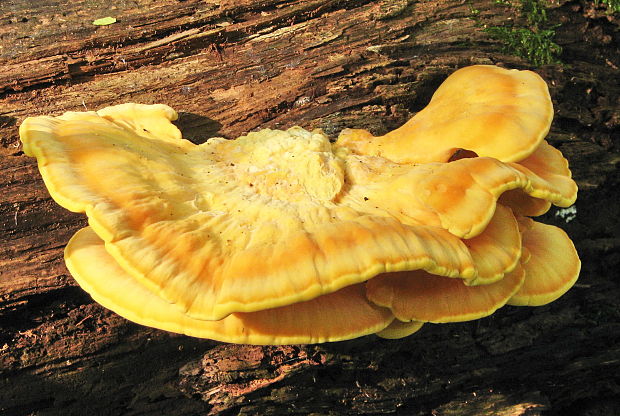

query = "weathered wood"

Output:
[[1, 0, 619, 415]]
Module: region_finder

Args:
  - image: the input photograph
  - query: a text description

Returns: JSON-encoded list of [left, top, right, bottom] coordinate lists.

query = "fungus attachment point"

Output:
[[20, 65, 580, 344]]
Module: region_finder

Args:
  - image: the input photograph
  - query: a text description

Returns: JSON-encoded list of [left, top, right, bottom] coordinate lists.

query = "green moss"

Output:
[[484, 26, 562, 66], [520, 0, 548, 26], [595, 0, 620, 13], [483, 0, 562, 66]]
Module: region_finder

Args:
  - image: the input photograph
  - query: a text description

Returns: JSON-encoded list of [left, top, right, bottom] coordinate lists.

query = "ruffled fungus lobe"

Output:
[[19, 65, 580, 344], [66, 227, 394, 344], [508, 217, 580, 306], [337, 65, 553, 164], [366, 261, 526, 324]]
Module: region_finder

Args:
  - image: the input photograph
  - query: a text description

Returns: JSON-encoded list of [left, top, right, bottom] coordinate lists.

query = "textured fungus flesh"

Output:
[[20, 100, 577, 321], [21, 104, 479, 320], [65, 227, 395, 344], [343, 151, 576, 239]]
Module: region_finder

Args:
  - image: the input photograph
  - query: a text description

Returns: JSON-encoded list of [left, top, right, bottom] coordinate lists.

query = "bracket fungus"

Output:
[[20, 65, 580, 344]]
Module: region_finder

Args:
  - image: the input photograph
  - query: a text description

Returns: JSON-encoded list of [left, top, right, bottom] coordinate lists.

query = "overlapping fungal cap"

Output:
[[337, 65, 554, 164], [508, 216, 580, 306], [65, 227, 395, 344], [19, 65, 580, 344]]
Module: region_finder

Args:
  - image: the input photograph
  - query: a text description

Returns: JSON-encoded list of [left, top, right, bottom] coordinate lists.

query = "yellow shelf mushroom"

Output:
[[20, 65, 580, 344]]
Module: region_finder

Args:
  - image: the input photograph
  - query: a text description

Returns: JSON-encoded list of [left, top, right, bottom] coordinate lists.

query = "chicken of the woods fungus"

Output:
[[19, 65, 580, 345]]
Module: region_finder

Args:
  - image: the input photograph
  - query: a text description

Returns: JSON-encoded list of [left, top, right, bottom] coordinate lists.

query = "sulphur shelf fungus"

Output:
[[19, 65, 580, 344]]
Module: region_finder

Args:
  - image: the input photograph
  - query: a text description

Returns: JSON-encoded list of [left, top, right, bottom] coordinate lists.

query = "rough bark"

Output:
[[1, 0, 619, 415]]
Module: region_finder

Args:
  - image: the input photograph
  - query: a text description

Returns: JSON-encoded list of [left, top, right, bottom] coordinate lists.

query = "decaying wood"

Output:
[[1, 0, 619, 415]]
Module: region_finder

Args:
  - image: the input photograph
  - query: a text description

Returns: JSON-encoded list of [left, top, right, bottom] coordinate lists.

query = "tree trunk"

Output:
[[1, 0, 619, 415]]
